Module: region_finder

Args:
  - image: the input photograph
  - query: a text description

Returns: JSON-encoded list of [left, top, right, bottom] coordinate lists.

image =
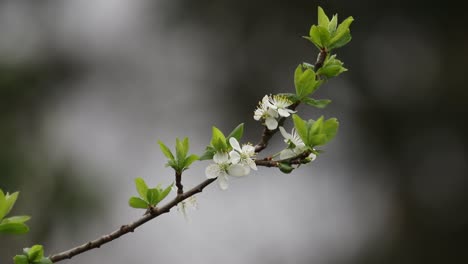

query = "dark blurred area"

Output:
[[1, 0, 467, 263]]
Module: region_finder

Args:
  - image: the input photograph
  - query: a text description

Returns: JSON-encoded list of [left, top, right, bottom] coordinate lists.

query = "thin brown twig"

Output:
[[49, 178, 216, 262]]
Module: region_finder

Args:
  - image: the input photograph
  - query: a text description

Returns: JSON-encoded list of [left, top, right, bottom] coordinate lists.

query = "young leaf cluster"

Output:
[[199, 123, 244, 160], [292, 114, 339, 148], [14, 245, 52, 264], [0, 189, 30, 235], [158, 138, 199, 174], [128, 178, 173, 209], [305, 7, 354, 50]]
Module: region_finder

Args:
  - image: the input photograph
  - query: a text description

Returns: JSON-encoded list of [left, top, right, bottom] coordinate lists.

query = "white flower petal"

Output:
[[213, 152, 229, 164], [228, 164, 248, 177], [279, 149, 296, 160], [278, 108, 291, 117], [265, 118, 278, 130], [267, 108, 279, 118], [242, 145, 255, 156], [247, 159, 257, 170], [229, 137, 241, 152], [229, 150, 241, 164], [205, 164, 220, 179], [218, 174, 229, 190], [279, 126, 290, 140]]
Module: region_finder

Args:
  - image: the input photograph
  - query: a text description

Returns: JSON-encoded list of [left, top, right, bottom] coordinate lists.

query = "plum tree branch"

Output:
[[48, 153, 310, 262], [49, 178, 216, 262]]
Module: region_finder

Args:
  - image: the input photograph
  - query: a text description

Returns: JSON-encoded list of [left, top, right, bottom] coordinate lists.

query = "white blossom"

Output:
[[177, 196, 197, 222], [278, 126, 308, 159], [205, 152, 247, 190], [253, 95, 280, 130], [229, 137, 257, 175], [268, 95, 296, 117]]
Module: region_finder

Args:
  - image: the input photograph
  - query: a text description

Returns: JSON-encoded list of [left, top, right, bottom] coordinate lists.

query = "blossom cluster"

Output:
[[253, 95, 295, 130], [205, 138, 257, 190]]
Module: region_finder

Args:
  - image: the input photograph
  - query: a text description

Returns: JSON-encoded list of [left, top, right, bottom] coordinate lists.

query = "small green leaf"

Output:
[[199, 146, 216, 161], [322, 118, 339, 144], [1, 215, 31, 224], [294, 64, 304, 94], [158, 141, 174, 160], [27, 245, 44, 261], [302, 98, 331, 109], [128, 197, 149, 209], [292, 114, 308, 143], [317, 25, 331, 48], [308, 25, 323, 48], [295, 68, 321, 99], [308, 134, 328, 146], [329, 16, 354, 49], [329, 30, 352, 50], [317, 6, 330, 28], [278, 162, 294, 174], [34, 258, 53, 264], [0, 191, 19, 220], [146, 189, 160, 206], [134, 178, 148, 200], [184, 154, 199, 169], [13, 255, 28, 264], [310, 116, 324, 135], [0, 222, 29, 234], [328, 14, 338, 33], [158, 183, 173, 203], [226, 123, 244, 142], [210, 126, 227, 152], [176, 138, 189, 163]]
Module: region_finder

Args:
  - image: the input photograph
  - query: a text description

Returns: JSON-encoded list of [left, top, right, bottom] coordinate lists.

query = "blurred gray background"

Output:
[[1, 0, 467, 263]]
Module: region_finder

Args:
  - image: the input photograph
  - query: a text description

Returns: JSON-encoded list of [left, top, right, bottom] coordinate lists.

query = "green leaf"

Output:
[[302, 98, 331, 109], [0, 191, 19, 220], [294, 64, 304, 95], [328, 14, 338, 33], [322, 118, 339, 144], [128, 197, 149, 209], [329, 16, 354, 49], [13, 255, 28, 264], [317, 25, 331, 48], [1, 215, 31, 224], [0, 222, 29, 234], [310, 116, 324, 135], [134, 178, 148, 200], [335, 16, 354, 37], [199, 146, 216, 161], [176, 138, 189, 164], [158, 183, 173, 203], [317, 54, 347, 78], [226, 123, 244, 142], [308, 25, 323, 48], [295, 68, 321, 99], [308, 134, 328, 146], [184, 154, 199, 169], [158, 141, 174, 160], [34, 258, 53, 264], [317, 6, 330, 27], [329, 30, 352, 50], [27, 245, 44, 262], [292, 114, 308, 143], [278, 162, 294, 174], [210, 126, 227, 152], [146, 189, 160, 206]]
